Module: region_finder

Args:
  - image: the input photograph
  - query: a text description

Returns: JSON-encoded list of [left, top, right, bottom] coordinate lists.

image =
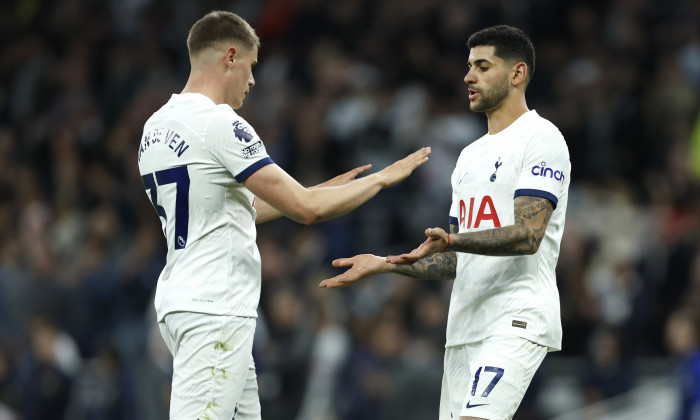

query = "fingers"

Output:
[[350, 164, 372, 177], [400, 147, 431, 167], [380, 147, 431, 188], [332, 258, 354, 267], [415, 146, 432, 157], [409, 147, 431, 168], [386, 253, 418, 264], [318, 275, 351, 288], [425, 227, 445, 238], [321, 259, 355, 288]]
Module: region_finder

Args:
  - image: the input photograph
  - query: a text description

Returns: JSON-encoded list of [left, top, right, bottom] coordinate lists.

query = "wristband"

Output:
[[442, 234, 451, 252]]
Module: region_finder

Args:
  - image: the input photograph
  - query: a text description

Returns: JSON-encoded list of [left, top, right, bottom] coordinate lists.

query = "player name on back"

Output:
[[138, 128, 190, 162]]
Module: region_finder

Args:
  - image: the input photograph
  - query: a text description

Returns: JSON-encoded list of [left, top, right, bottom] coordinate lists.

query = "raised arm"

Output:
[[243, 148, 430, 225], [388, 195, 554, 264], [254, 164, 373, 224]]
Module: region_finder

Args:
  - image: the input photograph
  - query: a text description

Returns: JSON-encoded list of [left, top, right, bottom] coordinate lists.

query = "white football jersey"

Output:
[[138, 93, 273, 321], [447, 110, 570, 351]]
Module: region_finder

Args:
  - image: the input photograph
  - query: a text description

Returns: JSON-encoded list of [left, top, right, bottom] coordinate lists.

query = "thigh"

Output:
[[441, 344, 473, 420], [233, 357, 261, 420], [163, 312, 258, 420], [444, 336, 547, 420]]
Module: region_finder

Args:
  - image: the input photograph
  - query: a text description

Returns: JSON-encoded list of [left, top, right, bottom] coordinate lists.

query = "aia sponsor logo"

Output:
[[531, 161, 565, 184], [459, 196, 501, 229]]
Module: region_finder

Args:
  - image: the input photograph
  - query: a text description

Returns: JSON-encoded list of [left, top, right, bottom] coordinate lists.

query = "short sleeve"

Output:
[[205, 113, 274, 182], [448, 165, 460, 226], [514, 130, 570, 208]]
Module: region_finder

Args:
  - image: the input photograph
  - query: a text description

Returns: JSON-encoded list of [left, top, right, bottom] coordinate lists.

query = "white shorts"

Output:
[[439, 335, 547, 420], [159, 311, 261, 420]]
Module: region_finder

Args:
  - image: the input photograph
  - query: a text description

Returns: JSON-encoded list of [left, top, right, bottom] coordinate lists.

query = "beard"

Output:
[[470, 76, 509, 112]]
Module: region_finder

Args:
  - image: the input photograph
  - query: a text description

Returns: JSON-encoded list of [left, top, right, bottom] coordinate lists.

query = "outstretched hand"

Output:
[[387, 227, 449, 264], [319, 254, 391, 288], [378, 147, 431, 188], [315, 164, 373, 188]]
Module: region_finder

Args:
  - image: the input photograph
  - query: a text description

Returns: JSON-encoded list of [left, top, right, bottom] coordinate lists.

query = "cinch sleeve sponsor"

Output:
[[206, 113, 274, 182], [514, 131, 570, 209]]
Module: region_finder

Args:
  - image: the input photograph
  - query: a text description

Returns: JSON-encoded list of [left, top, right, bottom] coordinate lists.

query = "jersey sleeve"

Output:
[[448, 164, 460, 226], [514, 130, 570, 208], [205, 113, 274, 182]]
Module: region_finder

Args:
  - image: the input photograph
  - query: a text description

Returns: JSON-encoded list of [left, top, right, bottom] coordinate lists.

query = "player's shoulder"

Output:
[[528, 111, 565, 141], [208, 106, 260, 144], [149, 93, 221, 126], [525, 111, 568, 153], [456, 132, 489, 162]]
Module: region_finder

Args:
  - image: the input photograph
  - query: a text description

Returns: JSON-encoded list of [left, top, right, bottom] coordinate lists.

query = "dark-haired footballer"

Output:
[[321, 25, 570, 420]]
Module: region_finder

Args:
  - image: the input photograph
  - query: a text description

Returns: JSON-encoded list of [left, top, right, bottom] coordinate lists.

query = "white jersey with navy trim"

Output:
[[138, 93, 274, 321], [447, 110, 570, 350]]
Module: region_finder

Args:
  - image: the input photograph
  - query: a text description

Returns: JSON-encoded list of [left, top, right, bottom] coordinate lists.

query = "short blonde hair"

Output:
[[187, 10, 260, 56]]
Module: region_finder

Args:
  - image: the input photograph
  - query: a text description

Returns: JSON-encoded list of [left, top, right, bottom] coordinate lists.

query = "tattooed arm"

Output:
[[390, 224, 458, 279], [318, 196, 553, 288], [318, 225, 458, 288], [388, 196, 554, 264]]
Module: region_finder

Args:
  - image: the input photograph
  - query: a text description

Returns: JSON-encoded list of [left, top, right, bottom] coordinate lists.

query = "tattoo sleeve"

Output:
[[391, 224, 458, 280], [450, 196, 554, 256]]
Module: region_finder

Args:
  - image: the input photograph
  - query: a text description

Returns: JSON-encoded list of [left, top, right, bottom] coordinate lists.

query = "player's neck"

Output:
[[181, 70, 226, 105], [485, 94, 529, 135]]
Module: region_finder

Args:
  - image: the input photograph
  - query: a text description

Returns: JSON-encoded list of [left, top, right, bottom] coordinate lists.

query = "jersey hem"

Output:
[[156, 305, 258, 322], [445, 329, 561, 352]]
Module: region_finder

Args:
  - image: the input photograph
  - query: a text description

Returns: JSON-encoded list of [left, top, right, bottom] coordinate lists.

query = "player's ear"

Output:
[[512, 62, 528, 86], [225, 46, 237, 67]]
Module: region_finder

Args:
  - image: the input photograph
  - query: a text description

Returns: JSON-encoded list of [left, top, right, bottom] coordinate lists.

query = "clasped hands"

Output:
[[318, 227, 450, 288]]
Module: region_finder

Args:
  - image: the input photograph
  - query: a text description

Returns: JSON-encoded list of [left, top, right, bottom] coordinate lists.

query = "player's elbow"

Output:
[[523, 245, 539, 255], [298, 213, 323, 225], [523, 235, 544, 255], [293, 206, 324, 225]]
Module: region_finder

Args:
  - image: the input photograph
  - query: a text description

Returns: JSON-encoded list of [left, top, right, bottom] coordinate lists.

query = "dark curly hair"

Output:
[[467, 25, 535, 82]]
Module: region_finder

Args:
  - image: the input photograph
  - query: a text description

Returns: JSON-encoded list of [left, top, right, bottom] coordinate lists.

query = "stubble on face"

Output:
[[470, 74, 510, 113]]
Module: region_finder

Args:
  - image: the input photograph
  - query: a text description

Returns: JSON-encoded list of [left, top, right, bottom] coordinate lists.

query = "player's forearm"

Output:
[[304, 173, 385, 223], [254, 181, 347, 224], [254, 199, 282, 224], [391, 251, 457, 280], [448, 223, 543, 256]]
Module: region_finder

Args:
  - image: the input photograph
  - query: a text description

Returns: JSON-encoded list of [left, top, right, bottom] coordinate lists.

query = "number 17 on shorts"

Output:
[[439, 336, 547, 420]]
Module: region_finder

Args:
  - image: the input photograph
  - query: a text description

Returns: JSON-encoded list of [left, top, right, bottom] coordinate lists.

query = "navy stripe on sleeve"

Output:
[[514, 188, 558, 209], [235, 157, 275, 182], [449, 216, 459, 226]]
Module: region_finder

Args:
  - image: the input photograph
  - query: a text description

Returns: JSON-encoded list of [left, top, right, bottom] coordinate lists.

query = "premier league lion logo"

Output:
[[232, 121, 254, 143]]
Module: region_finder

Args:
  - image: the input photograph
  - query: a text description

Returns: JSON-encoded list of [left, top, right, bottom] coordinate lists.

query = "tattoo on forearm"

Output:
[[392, 251, 457, 280], [451, 196, 553, 256]]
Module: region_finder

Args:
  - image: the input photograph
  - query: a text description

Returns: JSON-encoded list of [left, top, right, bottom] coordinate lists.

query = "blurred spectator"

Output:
[[666, 308, 700, 420], [581, 326, 636, 405]]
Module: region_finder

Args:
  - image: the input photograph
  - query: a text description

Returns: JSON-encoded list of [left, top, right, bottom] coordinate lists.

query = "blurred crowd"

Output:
[[0, 0, 699, 419]]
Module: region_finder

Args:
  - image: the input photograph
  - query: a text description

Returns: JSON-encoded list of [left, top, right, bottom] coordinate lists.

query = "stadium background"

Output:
[[0, 0, 699, 418]]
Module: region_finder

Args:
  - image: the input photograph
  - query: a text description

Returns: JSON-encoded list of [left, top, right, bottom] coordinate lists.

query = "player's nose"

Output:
[[464, 70, 475, 84]]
